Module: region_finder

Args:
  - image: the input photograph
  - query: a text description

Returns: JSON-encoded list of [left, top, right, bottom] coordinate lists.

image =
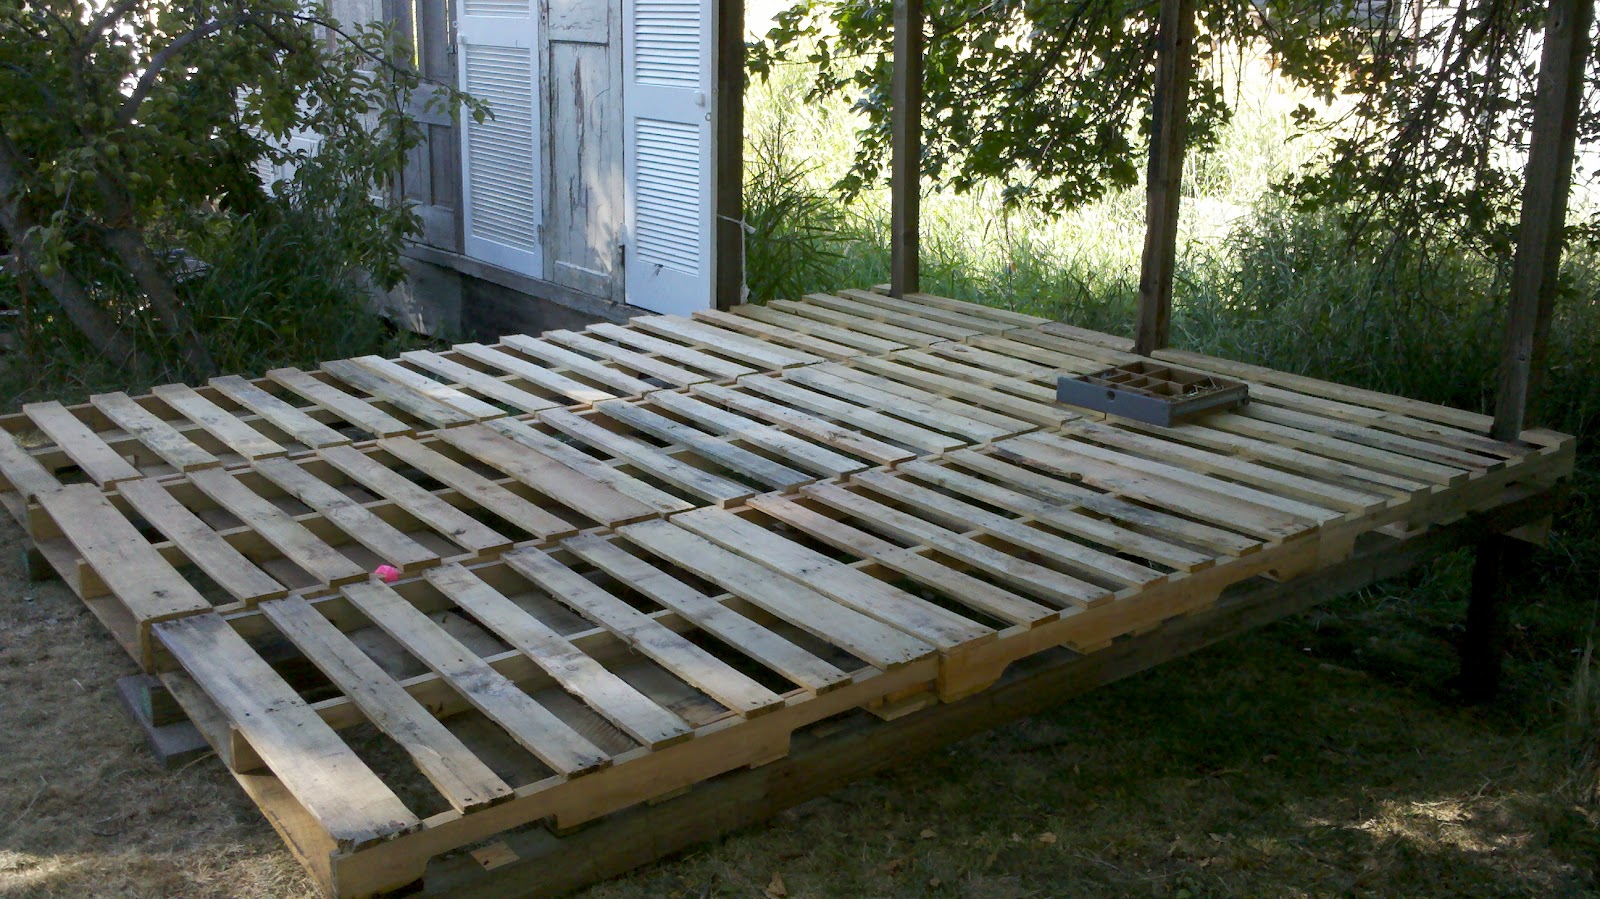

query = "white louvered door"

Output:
[[622, 0, 715, 314], [459, 0, 543, 277]]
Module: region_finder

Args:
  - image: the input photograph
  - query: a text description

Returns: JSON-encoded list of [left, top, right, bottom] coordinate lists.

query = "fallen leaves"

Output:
[[765, 871, 787, 898]]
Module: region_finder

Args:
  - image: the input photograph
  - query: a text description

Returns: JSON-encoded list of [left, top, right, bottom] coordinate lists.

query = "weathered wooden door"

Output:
[[544, 0, 625, 301], [622, 0, 715, 314]]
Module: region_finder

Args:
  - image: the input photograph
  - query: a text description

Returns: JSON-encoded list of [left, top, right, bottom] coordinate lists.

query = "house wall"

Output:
[[333, 0, 635, 337]]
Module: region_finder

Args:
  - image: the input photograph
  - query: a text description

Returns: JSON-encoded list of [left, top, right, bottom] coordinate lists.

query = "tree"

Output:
[[0, 0, 475, 379], [752, 1, 1600, 255]]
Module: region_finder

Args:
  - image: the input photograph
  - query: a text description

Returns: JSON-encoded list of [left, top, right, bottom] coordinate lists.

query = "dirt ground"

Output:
[[1, 507, 1595, 898]]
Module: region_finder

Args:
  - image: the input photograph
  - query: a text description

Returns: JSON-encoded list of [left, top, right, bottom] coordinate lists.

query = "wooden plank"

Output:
[[378, 436, 579, 541], [156, 612, 421, 848], [322, 359, 475, 429], [187, 467, 368, 586], [432, 424, 658, 527], [1133, 0, 1198, 355], [776, 298, 946, 347], [619, 519, 937, 670], [1246, 403, 1502, 472], [691, 307, 866, 361], [1150, 348, 1491, 433], [24, 401, 141, 485], [453, 343, 616, 405], [210, 375, 351, 448], [401, 350, 560, 414], [343, 581, 611, 776], [846, 356, 1065, 426], [594, 400, 811, 491], [715, 0, 745, 310], [673, 507, 994, 648], [150, 384, 286, 460], [586, 322, 757, 380], [897, 460, 1214, 571], [544, 330, 709, 387], [943, 449, 1261, 556], [796, 365, 1027, 439], [690, 383, 914, 466], [253, 457, 440, 572], [260, 595, 514, 813], [1492, 0, 1594, 440], [999, 434, 1312, 542], [0, 430, 60, 499], [424, 564, 692, 748], [630, 316, 822, 369], [267, 368, 411, 438], [501, 334, 661, 397], [317, 445, 511, 555], [801, 481, 1112, 607], [729, 303, 903, 354], [90, 392, 219, 472], [485, 419, 692, 514], [38, 484, 213, 652], [890, 0, 922, 297], [837, 289, 1010, 335], [1214, 411, 1467, 487], [1114, 418, 1429, 496], [538, 408, 752, 506], [903, 291, 1049, 327], [565, 534, 853, 693], [746, 494, 1058, 628], [801, 294, 979, 341], [854, 470, 1166, 588], [351, 355, 506, 420], [738, 374, 962, 453], [1068, 420, 1389, 513], [502, 545, 786, 716], [1030, 431, 1338, 523], [118, 478, 288, 604], [645, 391, 866, 477]]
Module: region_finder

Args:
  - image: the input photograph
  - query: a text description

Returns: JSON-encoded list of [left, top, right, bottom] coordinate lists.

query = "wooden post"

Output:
[[1491, 0, 1593, 442], [889, 0, 923, 298], [1132, 0, 1197, 356], [1461, 0, 1593, 702], [714, 0, 746, 311]]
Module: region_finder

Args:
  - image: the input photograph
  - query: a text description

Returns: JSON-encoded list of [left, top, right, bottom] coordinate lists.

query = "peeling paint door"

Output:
[[545, 0, 625, 301]]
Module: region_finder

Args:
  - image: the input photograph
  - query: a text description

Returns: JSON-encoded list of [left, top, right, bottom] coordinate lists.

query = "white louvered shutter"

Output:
[[623, 0, 715, 314], [458, 0, 542, 277]]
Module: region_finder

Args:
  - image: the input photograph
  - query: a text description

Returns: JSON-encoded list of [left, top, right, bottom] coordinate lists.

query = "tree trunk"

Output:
[[0, 139, 146, 370], [94, 172, 217, 377]]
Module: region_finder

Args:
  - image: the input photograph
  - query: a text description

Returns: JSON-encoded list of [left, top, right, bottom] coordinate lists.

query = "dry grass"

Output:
[[2, 509, 1595, 898]]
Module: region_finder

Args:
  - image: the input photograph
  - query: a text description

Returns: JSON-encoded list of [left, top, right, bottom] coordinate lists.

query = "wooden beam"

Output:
[[1132, 0, 1197, 356], [714, 0, 746, 311], [889, 0, 923, 298], [1464, 0, 1593, 703], [1492, 0, 1594, 441]]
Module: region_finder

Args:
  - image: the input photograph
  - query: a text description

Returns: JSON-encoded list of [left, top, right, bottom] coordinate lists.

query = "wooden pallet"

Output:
[[4, 288, 1576, 898], [0, 313, 830, 512]]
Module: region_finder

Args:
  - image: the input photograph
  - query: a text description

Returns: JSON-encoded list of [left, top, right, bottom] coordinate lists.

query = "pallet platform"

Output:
[[0, 289, 1573, 898]]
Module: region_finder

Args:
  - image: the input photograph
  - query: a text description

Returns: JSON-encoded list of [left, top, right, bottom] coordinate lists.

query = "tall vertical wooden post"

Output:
[[1132, 0, 1197, 356], [1460, 0, 1593, 702], [889, 0, 923, 298], [714, 0, 746, 311]]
